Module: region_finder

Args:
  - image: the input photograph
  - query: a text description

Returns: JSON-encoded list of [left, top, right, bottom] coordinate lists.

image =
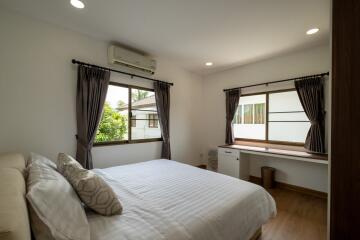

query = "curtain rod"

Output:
[[223, 72, 329, 92], [71, 59, 174, 86]]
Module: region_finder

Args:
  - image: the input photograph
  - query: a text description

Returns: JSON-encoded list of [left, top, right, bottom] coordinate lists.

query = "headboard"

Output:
[[0, 153, 31, 240]]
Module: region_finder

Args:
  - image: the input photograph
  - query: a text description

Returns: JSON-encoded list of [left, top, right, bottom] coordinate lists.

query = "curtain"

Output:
[[295, 76, 325, 153], [225, 89, 241, 144], [76, 65, 110, 169], [154, 81, 171, 159]]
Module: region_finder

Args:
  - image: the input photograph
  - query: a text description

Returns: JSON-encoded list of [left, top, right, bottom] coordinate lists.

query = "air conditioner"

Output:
[[108, 45, 156, 75]]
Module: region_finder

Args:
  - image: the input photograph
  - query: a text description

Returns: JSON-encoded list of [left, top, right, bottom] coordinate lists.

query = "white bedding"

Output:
[[88, 160, 276, 240]]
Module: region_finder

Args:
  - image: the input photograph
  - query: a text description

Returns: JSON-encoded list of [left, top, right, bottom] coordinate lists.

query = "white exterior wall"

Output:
[[131, 108, 161, 140]]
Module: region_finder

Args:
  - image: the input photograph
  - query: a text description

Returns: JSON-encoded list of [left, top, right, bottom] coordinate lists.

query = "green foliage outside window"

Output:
[[95, 103, 128, 142], [132, 89, 149, 101]]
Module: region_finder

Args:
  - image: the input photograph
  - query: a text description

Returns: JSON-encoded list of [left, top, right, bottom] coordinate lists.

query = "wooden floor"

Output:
[[260, 188, 327, 240]]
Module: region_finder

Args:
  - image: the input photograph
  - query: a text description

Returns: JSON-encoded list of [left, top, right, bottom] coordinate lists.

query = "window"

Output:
[[233, 90, 310, 144], [244, 104, 254, 124], [254, 103, 265, 124], [233, 105, 242, 124], [268, 91, 310, 143], [95, 83, 162, 145], [233, 94, 266, 140], [148, 114, 159, 128], [131, 115, 136, 127]]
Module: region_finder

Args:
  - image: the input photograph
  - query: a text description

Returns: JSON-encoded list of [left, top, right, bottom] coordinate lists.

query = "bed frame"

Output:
[[0, 153, 262, 240], [0, 153, 31, 240]]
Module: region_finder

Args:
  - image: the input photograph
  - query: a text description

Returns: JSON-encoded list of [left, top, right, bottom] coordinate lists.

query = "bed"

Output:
[[0, 153, 276, 240]]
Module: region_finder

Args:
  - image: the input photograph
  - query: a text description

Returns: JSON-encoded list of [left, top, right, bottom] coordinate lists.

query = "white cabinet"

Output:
[[218, 147, 249, 180]]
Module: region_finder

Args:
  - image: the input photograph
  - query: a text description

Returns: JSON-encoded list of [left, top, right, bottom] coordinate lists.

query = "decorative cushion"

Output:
[[26, 157, 90, 240], [56, 153, 82, 175], [57, 153, 122, 216]]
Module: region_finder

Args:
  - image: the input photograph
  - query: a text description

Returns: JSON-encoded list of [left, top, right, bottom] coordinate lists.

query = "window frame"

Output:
[[94, 82, 162, 147], [148, 114, 159, 128], [234, 88, 308, 146], [131, 115, 136, 127]]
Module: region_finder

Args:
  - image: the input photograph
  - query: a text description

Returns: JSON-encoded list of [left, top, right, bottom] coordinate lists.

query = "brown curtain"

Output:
[[76, 65, 110, 169], [154, 81, 171, 159], [295, 76, 325, 153], [225, 89, 240, 144]]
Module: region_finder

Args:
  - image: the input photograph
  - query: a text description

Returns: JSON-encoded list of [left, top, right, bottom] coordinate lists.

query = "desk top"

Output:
[[219, 140, 328, 162]]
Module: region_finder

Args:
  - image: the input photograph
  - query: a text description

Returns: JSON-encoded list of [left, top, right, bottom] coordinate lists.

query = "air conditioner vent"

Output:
[[108, 45, 156, 76]]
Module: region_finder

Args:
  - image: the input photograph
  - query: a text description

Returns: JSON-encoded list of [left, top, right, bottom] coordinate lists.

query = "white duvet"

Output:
[[88, 160, 276, 240]]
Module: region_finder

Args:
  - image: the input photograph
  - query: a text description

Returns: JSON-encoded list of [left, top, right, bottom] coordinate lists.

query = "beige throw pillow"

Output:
[[57, 153, 122, 216]]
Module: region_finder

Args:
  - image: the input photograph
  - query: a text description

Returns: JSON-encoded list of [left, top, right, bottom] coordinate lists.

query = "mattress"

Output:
[[88, 160, 276, 240]]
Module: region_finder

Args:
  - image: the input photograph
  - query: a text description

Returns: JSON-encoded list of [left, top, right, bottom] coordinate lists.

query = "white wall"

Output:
[[0, 9, 203, 168], [202, 44, 330, 192]]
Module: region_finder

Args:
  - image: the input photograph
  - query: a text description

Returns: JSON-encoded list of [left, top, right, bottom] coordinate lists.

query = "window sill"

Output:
[[220, 140, 328, 161], [94, 138, 162, 147]]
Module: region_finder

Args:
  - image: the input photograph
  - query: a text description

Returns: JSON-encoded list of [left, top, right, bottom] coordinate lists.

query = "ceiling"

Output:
[[0, 0, 330, 75]]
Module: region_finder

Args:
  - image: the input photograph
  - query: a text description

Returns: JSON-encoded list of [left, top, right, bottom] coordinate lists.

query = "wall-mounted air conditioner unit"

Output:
[[108, 45, 156, 76]]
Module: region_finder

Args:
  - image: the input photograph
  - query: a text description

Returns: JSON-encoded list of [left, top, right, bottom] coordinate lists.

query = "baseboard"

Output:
[[249, 175, 327, 199]]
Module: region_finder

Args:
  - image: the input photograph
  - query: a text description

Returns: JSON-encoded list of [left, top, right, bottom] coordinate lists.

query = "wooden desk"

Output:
[[220, 141, 328, 164], [217, 141, 328, 197]]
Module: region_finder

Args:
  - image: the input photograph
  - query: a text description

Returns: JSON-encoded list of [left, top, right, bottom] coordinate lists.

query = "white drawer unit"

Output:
[[218, 147, 249, 180]]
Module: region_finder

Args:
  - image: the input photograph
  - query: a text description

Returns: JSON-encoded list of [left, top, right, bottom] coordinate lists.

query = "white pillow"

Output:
[[29, 152, 57, 169], [26, 155, 90, 240]]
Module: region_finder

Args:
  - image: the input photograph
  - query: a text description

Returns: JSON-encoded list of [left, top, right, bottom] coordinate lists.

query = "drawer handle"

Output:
[[225, 151, 232, 153]]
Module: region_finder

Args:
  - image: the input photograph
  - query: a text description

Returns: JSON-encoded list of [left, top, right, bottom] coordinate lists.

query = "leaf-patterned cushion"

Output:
[[57, 153, 122, 216]]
